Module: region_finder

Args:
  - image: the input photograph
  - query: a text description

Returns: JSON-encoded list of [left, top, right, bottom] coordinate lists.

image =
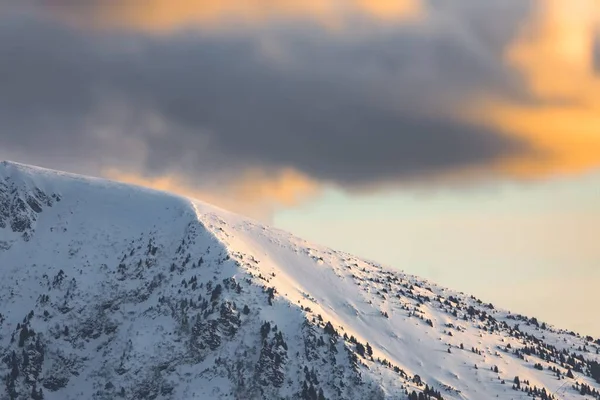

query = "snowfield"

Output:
[[0, 161, 598, 400]]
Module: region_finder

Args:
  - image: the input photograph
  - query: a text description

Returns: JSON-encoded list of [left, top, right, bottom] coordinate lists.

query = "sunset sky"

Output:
[[1, 0, 599, 335]]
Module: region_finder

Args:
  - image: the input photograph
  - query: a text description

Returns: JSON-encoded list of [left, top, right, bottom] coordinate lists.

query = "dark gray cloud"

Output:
[[0, 6, 532, 187]]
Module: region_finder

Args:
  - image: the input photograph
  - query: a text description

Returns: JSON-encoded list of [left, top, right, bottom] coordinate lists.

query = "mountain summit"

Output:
[[0, 161, 598, 400]]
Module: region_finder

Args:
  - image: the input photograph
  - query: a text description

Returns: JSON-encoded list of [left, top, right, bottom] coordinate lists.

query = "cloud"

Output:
[[464, 0, 600, 179], [102, 168, 319, 221], [0, 9, 531, 192], [595, 33, 600, 72], [2, 0, 599, 214], [27, 0, 422, 32]]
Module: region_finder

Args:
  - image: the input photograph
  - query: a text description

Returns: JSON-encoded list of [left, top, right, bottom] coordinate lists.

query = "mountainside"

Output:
[[0, 161, 598, 400]]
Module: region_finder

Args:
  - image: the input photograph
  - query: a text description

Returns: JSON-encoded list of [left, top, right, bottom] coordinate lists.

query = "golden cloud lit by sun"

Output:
[[50, 0, 423, 32], [467, 0, 600, 179], [52, 0, 600, 197], [102, 167, 320, 221]]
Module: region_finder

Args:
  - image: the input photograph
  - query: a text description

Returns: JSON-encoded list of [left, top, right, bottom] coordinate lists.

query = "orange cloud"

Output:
[[102, 167, 320, 221], [227, 168, 320, 207], [36, 0, 600, 186], [45, 0, 422, 32], [466, 0, 600, 179]]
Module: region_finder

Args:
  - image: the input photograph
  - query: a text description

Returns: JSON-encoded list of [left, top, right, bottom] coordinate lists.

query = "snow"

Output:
[[0, 160, 598, 400]]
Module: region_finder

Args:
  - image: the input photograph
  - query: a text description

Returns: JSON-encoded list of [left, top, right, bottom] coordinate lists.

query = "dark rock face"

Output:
[[0, 178, 60, 241], [0, 181, 10, 229], [42, 376, 69, 392], [256, 331, 287, 388]]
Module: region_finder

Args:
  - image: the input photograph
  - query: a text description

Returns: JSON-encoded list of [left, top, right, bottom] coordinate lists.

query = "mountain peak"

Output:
[[0, 163, 598, 400], [0, 160, 63, 180]]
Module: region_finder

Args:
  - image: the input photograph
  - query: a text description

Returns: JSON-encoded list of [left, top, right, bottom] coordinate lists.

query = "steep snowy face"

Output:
[[195, 207, 600, 400], [0, 162, 379, 400], [0, 161, 598, 400]]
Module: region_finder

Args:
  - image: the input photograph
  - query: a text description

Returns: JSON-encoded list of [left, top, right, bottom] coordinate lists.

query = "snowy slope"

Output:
[[0, 161, 598, 400]]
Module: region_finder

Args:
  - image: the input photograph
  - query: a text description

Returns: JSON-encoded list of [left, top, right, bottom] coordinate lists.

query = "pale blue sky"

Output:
[[274, 171, 600, 336]]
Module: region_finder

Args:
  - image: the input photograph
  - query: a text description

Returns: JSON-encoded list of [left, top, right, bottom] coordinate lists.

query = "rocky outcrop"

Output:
[[0, 175, 60, 241]]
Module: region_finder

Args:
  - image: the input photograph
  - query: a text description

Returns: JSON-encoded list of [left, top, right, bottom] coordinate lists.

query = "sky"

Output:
[[0, 0, 599, 335]]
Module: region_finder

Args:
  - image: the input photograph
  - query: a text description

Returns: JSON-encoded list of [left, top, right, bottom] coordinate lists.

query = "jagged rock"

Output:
[[42, 376, 69, 392]]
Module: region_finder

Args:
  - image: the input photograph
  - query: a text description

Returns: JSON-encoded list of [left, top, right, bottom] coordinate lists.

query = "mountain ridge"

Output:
[[0, 161, 598, 400]]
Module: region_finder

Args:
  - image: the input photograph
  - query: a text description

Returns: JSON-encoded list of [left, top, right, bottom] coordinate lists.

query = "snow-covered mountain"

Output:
[[0, 161, 598, 400]]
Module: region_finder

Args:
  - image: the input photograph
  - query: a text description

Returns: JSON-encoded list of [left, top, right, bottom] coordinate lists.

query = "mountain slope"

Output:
[[0, 161, 598, 400]]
